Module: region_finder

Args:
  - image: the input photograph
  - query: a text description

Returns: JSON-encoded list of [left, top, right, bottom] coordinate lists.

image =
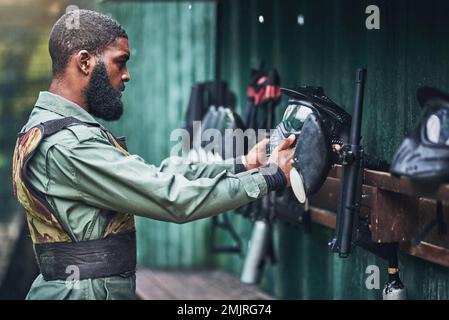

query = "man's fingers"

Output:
[[287, 134, 296, 146], [258, 138, 269, 148], [276, 134, 296, 152], [332, 144, 341, 152]]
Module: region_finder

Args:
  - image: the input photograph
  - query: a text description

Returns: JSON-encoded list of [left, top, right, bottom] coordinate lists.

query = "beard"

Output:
[[84, 61, 124, 121]]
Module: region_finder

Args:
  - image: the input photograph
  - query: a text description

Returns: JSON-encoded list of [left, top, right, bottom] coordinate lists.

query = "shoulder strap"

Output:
[[41, 116, 128, 152], [18, 116, 98, 139], [15, 117, 97, 243], [40, 116, 99, 137]]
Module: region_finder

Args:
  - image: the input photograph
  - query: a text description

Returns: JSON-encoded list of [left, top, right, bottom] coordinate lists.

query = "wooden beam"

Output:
[[310, 207, 336, 229], [370, 189, 420, 243], [308, 203, 449, 268], [364, 169, 449, 200], [309, 177, 340, 212], [330, 165, 449, 200], [305, 165, 449, 268], [401, 242, 449, 267]]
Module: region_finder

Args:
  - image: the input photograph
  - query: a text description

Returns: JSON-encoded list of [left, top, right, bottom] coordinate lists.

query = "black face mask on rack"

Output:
[[269, 87, 351, 203], [391, 87, 449, 183]]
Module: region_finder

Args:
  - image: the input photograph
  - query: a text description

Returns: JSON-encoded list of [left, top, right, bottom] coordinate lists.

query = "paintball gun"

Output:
[[329, 68, 406, 300]]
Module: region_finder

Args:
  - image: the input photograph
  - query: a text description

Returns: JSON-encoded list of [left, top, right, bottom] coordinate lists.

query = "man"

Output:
[[12, 9, 294, 300]]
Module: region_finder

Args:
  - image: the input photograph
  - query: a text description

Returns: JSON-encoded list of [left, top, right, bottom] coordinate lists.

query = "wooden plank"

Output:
[[137, 269, 227, 300], [206, 271, 274, 300], [136, 269, 275, 300], [401, 242, 449, 267], [370, 189, 420, 243], [364, 169, 449, 200], [416, 200, 449, 248], [298, 173, 449, 268], [308, 165, 449, 265], [173, 272, 230, 300], [328, 166, 342, 179], [136, 269, 178, 300], [310, 177, 340, 212], [330, 165, 449, 201], [156, 271, 225, 299], [310, 207, 336, 229]]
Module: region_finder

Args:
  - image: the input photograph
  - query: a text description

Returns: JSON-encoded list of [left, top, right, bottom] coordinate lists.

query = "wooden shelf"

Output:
[[401, 242, 449, 267], [308, 165, 449, 268]]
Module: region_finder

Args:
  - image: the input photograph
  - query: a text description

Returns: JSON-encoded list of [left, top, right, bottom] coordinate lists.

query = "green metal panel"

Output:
[[94, 1, 216, 268], [218, 0, 449, 299]]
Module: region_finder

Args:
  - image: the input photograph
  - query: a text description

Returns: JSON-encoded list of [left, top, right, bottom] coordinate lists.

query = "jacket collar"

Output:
[[34, 91, 100, 125]]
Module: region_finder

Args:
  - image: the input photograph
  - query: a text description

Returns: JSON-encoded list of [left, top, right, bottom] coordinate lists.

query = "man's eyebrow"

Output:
[[117, 53, 130, 61]]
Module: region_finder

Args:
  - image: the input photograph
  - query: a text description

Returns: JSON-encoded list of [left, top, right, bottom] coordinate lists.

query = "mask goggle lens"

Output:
[[282, 103, 314, 132], [426, 108, 449, 146]]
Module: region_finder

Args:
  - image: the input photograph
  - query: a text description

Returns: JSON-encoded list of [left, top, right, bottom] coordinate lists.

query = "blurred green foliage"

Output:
[[0, 0, 87, 221]]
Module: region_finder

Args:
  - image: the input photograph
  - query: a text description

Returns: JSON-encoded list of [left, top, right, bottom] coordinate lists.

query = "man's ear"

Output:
[[75, 50, 93, 76]]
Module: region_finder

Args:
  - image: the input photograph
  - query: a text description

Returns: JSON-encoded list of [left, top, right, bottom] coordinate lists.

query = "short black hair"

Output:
[[49, 9, 128, 77]]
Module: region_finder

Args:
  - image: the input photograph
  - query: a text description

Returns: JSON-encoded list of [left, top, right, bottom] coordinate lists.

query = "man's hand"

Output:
[[243, 138, 270, 170], [267, 135, 296, 186]]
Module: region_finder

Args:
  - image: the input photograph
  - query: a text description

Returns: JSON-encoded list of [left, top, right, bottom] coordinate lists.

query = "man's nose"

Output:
[[122, 70, 131, 82]]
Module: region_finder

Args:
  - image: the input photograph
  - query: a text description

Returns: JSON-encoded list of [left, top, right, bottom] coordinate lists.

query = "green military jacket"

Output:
[[22, 91, 268, 300]]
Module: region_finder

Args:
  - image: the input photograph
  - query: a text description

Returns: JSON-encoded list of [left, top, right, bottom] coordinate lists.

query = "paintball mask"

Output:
[[190, 106, 246, 162], [270, 87, 351, 203], [390, 87, 449, 183]]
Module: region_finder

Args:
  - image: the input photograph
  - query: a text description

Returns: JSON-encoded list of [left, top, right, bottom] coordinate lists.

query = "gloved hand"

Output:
[[267, 135, 296, 186]]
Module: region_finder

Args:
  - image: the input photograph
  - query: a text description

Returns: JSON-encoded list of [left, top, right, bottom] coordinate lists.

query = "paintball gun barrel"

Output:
[[329, 68, 366, 258], [328, 69, 406, 299]]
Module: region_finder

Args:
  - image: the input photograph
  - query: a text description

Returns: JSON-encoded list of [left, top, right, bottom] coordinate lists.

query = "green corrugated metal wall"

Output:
[[95, 0, 449, 299]]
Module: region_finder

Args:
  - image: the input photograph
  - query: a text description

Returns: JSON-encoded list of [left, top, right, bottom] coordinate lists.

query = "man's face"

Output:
[[101, 37, 131, 92], [84, 37, 131, 121]]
